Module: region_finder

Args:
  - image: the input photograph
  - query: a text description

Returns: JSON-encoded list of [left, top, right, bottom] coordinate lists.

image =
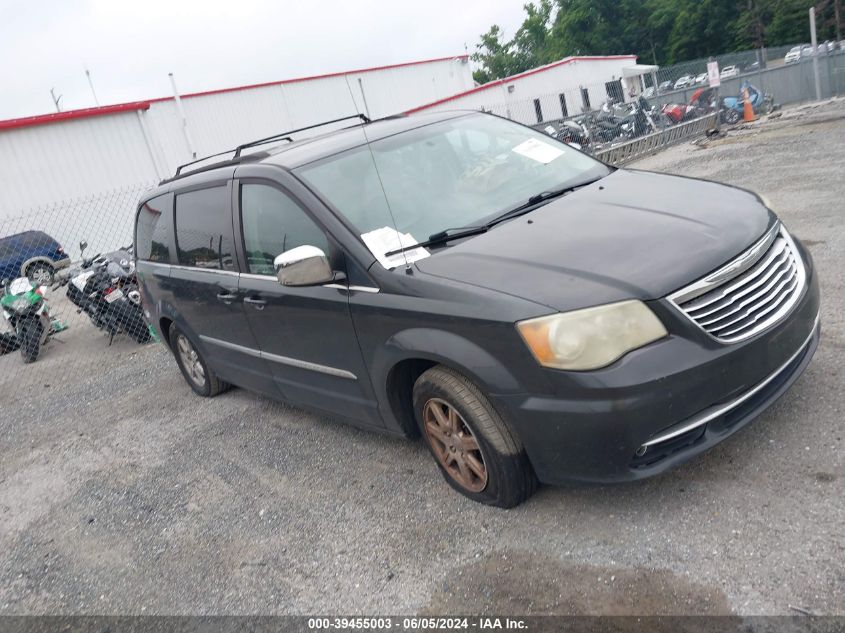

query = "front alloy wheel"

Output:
[[413, 365, 537, 508], [422, 398, 488, 493]]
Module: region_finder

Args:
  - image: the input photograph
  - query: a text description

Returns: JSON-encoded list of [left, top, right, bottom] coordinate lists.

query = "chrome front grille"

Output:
[[669, 224, 806, 343]]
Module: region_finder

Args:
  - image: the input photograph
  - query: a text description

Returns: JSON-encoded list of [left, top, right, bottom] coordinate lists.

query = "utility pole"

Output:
[[84, 66, 100, 106], [169, 72, 197, 159], [746, 0, 766, 68], [50, 88, 62, 112], [836, 0, 842, 42], [810, 7, 822, 101]]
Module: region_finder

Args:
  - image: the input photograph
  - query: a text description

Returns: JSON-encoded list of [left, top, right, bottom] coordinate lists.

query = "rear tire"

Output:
[[169, 326, 229, 397], [26, 262, 54, 286], [412, 365, 537, 508], [117, 305, 151, 344], [19, 320, 42, 363], [724, 108, 741, 124]]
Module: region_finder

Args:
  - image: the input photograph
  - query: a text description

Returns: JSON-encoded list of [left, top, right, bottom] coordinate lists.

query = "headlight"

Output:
[[516, 300, 668, 371], [10, 297, 30, 313]]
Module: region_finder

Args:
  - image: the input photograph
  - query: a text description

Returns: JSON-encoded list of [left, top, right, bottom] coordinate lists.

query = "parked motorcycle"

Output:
[[592, 97, 661, 144], [543, 118, 592, 150], [662, 87, 718, 124], [1, 276, 64, 362], [66, 240, 150, 344]]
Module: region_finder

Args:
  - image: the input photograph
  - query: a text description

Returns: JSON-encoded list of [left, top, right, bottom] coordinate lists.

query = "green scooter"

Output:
[[0, 277, 67, 363]]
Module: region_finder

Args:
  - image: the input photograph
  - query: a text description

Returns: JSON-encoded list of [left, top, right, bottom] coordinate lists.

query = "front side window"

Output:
[[136, 195, 171, 262], [240, 184, 329, 276], [174, 187, 235, 271], [296, 113, 609, 247]]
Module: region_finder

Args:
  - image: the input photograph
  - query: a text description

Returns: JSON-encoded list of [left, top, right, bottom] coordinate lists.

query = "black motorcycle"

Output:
[[592, 97, 659, 143], [66, 242, 150, 344], [550, 118, 592, 150]]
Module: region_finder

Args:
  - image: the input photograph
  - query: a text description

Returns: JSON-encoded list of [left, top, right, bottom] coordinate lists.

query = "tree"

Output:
[[471, 0, 830, 83], [471, 25, 523, 84]]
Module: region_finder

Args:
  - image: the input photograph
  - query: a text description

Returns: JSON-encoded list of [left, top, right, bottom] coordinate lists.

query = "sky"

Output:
[[0, 0, 527, 121]]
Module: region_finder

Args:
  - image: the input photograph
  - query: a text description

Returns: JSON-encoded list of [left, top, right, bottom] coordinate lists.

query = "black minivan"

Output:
[[135, 111, 819, 507]]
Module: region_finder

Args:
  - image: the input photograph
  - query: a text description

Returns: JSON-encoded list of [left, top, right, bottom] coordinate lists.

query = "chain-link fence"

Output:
[[649, 46, 845, 106], [652, 43, 803, 87], [0, 184, 155, 378]]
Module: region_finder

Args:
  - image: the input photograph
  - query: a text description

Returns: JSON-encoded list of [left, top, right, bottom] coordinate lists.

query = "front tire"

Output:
[[412, 365, 537, 508], [19, 320, 42, 363], [169, 326, 228, 397]]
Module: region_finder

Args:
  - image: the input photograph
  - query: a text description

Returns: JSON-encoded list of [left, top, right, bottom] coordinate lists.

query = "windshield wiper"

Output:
[[383, 176, 604, 258], [485, 176, 604, 229], [384, 225, 489, 257]]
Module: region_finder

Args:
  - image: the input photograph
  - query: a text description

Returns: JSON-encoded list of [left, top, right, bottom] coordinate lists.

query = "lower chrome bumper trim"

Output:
[[642, 311, 820, 448]]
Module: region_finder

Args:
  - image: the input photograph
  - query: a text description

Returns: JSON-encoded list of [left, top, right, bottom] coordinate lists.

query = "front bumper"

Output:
[[494, 251, 820, 485]]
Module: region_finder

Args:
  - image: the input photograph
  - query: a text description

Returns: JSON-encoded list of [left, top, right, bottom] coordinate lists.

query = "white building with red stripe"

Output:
[[0, 55, 473, 221], [407, 55, 652, 125]]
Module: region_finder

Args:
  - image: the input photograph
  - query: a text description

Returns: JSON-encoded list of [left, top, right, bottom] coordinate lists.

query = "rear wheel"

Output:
[[26, 262, 54, 286], [116, 304, 151, 344], [169, 326, 228, 397], [19, 320, 42, 363], [412, 365, 537, 508]]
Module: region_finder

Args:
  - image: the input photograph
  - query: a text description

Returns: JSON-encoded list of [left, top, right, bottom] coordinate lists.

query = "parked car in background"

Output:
[[0, 230, 70, 285], [694, 72, 708, 85], [801, 45, 814, 58], [136, 110, 819, 507], [720, 65, 740, 79], [674, 75, 694, 89], [785, 46, 802, 64], [658, 80, 674, 93], [642, 86, 656, 98]]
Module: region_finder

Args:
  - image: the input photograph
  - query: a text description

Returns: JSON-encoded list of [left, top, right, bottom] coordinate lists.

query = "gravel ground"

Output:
[[1, 100, 843, 616]]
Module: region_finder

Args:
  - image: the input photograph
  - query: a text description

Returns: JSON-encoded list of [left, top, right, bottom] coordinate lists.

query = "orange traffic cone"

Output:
[[743, 88, 757, 122]]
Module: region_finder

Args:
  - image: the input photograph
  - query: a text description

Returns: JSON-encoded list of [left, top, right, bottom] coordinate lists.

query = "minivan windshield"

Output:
[[296, 113, 610, 248]]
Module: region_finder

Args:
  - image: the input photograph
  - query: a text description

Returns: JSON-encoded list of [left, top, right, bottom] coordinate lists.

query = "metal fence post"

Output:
[[810, 8, 822, 101]]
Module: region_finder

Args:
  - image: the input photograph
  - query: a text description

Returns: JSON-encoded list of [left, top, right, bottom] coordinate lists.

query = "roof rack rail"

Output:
[[172, 112, 371, 179], [232, 113, 370, 158]]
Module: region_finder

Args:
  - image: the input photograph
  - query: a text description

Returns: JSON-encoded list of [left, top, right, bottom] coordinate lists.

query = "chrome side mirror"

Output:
[[274, 245, 335, 286], [79, 239, 88, 254]]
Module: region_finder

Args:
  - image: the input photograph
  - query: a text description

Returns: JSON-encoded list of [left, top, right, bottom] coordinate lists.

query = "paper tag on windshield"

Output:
[[512, 138, 565, 164], [361, 227, 429, 270]]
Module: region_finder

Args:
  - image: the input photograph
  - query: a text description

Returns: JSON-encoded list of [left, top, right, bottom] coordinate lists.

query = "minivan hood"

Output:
[[415, 169, 774, 312]]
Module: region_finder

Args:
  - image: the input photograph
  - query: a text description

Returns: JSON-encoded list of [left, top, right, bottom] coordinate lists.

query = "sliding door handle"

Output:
[[216, 290, 238, 303], [244, 296, 267, 309]]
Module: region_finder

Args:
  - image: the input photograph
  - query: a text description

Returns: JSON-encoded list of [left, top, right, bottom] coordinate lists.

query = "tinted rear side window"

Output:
[[136, 195, 171, 262], [174, 187, 235, 271]]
